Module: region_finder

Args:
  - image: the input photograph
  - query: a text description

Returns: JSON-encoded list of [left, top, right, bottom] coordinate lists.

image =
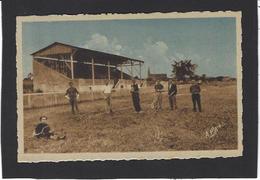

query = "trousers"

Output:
[[104, 93, 112, 113], [169, 95, 177, 110], [192, 94, 201, 112], [153, 92, 162, 111], [132, 93, 141, 112], [70, 98, 79, 114]]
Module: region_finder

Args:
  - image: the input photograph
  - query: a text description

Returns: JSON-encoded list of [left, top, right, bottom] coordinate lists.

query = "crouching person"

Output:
[[33, 116, 65, 140]]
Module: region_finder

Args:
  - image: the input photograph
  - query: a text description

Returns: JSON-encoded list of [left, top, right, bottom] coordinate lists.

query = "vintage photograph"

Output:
[[16, 12, 242, 162]]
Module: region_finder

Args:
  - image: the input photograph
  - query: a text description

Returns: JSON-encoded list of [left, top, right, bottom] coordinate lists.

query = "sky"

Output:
[[22, 17, 237, 78]]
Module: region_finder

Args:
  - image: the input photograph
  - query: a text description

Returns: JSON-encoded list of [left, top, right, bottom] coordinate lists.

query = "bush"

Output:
[[35, 89, 43, 93]]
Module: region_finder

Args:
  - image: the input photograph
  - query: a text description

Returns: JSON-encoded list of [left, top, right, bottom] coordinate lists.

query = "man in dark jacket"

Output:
[[131, 79, 142, 113], [33, 116, 66, 140], [65, 82, 79, 114], [168, 79, 177, 110], [33, 116, 54, 139], [190, 81, 202, 112]]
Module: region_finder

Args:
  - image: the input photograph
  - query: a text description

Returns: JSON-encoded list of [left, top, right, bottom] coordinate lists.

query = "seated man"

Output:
[[33, 116, 65, 140]]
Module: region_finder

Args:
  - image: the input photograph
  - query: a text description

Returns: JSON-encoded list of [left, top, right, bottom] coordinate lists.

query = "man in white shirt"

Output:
[[103, 81, 114, 114]]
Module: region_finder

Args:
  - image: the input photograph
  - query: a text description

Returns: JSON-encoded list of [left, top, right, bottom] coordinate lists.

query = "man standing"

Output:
[[168, 79, 177, 110], [190, 81, 202, 112], [153, 80, 164, 111], [65, 82, 79, 114], [131, 79, 142, 113], [103, 81, 113, 114]]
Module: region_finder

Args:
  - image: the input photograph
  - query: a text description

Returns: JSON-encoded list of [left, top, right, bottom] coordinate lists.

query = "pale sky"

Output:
[[22, 17, 237, 78]]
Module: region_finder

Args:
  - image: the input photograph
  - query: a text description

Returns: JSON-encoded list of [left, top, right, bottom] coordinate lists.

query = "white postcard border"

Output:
[[16, 11, 243, 162]]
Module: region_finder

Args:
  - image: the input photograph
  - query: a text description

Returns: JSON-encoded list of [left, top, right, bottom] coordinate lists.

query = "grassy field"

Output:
[[23, 82, 238, 153]]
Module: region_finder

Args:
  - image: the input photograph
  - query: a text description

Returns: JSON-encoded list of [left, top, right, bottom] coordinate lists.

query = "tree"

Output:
[[171, 60, 197, 81], [201, 74, 206, 82], [23, 73, 33, 80]]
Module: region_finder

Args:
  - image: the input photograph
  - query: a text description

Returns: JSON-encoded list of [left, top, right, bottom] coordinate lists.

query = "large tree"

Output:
[[171, 60, 197, 81]]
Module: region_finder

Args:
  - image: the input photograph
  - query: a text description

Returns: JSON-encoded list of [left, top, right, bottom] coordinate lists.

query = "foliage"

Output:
[[171, 60, 197, 81], [35, 89, 43, 93]]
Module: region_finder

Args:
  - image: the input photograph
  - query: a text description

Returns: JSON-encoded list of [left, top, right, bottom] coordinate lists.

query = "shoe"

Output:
[[58, 135, 66, 140]]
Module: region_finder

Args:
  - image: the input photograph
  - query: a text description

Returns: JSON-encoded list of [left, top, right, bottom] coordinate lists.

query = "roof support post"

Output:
[[130, 60, 133, 78], [120, 64, 123, 79], [139, 62, 142, 80], [70, 53, 74, 79], [107, 60, 111, 81], [92, 58, 95, 85]]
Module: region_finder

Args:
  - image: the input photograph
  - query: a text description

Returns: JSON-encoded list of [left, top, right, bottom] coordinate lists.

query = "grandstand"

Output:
[[31, 42, 144, 92]]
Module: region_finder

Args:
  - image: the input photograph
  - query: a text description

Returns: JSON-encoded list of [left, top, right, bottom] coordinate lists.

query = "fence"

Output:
[[23, 88, 141, 109], [23, 83, 191, 109]]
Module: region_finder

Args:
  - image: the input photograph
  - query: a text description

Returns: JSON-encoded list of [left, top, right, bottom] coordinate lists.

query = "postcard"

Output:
[[16, 11, 243, 162]]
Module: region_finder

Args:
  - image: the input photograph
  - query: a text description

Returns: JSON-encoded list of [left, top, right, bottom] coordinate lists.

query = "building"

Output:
[[23, 72, 34, 93], [31, 42, 144, 92], [23, 79, 33, 93], [147, 67, 168, 81]]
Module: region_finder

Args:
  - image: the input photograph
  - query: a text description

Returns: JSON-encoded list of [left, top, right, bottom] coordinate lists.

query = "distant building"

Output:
[[23, 79, 33, 93], [205, 76, 236, 82], [23, 73, 34, 93], [147, 67, 168, 81]]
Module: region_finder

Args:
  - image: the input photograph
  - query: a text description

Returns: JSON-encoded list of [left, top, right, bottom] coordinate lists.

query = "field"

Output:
[[23, 82, 238, 153]]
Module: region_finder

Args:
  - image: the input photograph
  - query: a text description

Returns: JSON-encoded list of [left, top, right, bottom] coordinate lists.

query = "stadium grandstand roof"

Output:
[[31, 42, 144, 66]]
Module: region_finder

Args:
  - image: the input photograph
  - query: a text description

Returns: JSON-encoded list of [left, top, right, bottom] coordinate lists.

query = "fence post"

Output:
[[91, 88, 94, 101], [28, 94, 31, 108], [54, 93, 58, 105]]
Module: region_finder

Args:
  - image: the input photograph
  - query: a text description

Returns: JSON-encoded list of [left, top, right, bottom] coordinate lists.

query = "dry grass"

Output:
[[23, 82, 238, 153]]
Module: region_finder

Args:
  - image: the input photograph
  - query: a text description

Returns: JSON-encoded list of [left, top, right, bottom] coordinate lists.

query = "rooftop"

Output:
[[31, 42, 144, 66]]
